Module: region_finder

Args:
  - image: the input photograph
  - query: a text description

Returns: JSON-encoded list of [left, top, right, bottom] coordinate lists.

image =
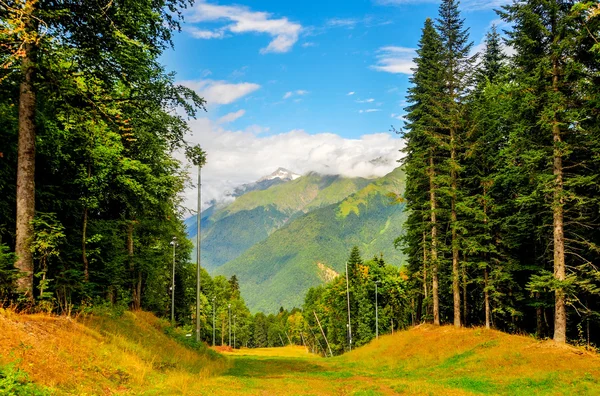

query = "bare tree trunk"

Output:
[[82, 164, 91, 282], [536, 292, 543, 337], [451, 128, 461, 328], [127, 221, 141, 310], [462, 259, 467, 326], [423, 231, 428, 321], [82, 207, 89, 281], [483, 184, 490, 329], [15, 11, 38, 301], [484, 268, 491, 329], [429, 155, 440, 326], [552, 55, 566, 344]]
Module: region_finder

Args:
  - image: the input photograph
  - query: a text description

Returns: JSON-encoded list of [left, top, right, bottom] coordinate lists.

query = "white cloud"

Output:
[[347, 91, 355, 96], [391, 113, 406, 121], [187, 1, 302, 54], [356, 98, 375, 103], [283, 90, 309, 99], [180, 79, 260, 106], [302, 42, 316, 47], [326, 18, 359, 28], [371, 46, 416, 75], [217, 110, 246, 124], [373, 0, 511, 11], [186, 27, 226, 39], [179, 119, 405, 210], [359, 109, 382, 113]]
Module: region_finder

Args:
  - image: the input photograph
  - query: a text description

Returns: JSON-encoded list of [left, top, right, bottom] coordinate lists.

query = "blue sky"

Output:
[[164, 0, 509, 210]]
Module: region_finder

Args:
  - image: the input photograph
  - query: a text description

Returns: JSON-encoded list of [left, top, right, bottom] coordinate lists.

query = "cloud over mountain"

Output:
[[179, 118, 405, 211]]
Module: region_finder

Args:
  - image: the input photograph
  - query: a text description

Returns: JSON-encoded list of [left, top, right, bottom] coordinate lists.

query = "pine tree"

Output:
[[401, 18, 445, 325], [463, 25, 508, 329], [436, 0, 476, 327], [500, 0, 600, 343]]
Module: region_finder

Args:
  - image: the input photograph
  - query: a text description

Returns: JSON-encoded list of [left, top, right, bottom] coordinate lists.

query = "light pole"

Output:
[[212, 296, 216, 347], [196, 166, 202, 342], [375, 280, 380, 339], [345, 261, 352, 351], [228, 303, 232, 347], [170, 237, 177, 324], [233, 314, 237, 349]]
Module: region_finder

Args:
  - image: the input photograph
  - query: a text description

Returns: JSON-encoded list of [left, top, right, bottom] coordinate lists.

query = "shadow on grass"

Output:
[[225, 356, 330, 378]]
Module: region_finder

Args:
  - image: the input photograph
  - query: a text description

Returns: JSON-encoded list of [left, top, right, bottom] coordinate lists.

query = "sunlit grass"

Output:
[[2, 309, 599, 395]]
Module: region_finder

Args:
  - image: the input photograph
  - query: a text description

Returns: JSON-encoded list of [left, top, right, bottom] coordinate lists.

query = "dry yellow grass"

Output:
[[0, 308, 228, 394], [2, 310, 600, 395]]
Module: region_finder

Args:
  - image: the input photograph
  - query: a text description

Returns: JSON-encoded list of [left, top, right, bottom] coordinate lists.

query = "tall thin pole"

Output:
[[234, 315, 237, 349], [345, 261, 352, 351], [228, 303, 232, 347], [212, 296, 216, 347], [314, 311, 333, 357], [170, 237, 177, 324], [375, 281, 379, 339], [196, 166, 202, 342]]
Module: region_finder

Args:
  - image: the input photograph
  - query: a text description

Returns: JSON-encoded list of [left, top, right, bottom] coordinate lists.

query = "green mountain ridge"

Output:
[[213, 167, 407, 313], [187, 173, 371, 271]]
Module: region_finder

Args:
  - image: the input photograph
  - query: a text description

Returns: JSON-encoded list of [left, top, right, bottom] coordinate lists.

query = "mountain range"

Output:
[[185, 167, 407, 312]]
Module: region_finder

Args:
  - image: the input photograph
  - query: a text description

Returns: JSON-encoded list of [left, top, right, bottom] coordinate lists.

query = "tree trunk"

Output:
[[483, 184, 490, 329], [451, 128, 461, 328], [127, 221, 140, 310], [484, 268, 490, 329], [429, 154, 440, 326], [15, 11, 39, 301], [423, 231, 428, 321], [462, 259, 467, 326], [552, 54, 566, 344], [82, 164, 91, 282]]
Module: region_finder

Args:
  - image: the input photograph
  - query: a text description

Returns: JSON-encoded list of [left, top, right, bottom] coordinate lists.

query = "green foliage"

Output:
[[0, 244, 17, 300], [0, 363, 49, 396], [302, 247, 410, 355], [215, 169, 407, 313]]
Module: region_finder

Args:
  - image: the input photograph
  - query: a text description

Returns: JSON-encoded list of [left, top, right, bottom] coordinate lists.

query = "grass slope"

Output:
[[188, 174, 370, 271], [200, 325, 600, 395], [3, 314, 599, 395], [0, 309, 227, 395], [215, 168, 407, 313]]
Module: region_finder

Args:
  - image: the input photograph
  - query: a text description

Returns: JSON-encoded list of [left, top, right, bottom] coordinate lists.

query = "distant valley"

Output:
[[185, 167, 407, 312]]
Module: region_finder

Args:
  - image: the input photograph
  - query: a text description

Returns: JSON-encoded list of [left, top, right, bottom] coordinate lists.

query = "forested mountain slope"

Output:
[[186, 172, 371, 271], [214, 167, 407, 312]]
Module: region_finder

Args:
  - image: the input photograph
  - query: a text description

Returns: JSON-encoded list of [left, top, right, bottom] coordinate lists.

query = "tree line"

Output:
[[0, 0, 206, 315], [400, 0, 600, 346]]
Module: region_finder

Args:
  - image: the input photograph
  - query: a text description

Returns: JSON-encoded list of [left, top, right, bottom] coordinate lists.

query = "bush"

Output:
[[0, 363, 49, 396]]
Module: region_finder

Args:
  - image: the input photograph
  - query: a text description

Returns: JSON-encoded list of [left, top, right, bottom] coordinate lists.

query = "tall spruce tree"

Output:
[[436, 0, 476, 327], [499, 0, 600, 343], [401, 18, 445, 325]]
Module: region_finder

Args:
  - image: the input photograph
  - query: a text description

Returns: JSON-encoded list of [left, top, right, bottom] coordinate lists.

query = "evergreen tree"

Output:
[[401, 18, 445, 325], [436, 0, 476, 328], [499, 0, 600, 343]]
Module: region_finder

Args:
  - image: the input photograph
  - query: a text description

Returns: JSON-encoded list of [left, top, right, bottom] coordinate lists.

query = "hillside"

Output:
[[215, 167, 407, 312], [187, 172, 371, 271], [5, 311, 599, 395], [0, 309, 227, 395]]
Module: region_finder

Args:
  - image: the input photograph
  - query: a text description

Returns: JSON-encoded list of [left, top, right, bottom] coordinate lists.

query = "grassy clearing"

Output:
[[2, 311, 599, 395]]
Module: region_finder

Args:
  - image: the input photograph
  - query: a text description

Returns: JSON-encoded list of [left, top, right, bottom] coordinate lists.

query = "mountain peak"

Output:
[[258, 167, 301, 182]]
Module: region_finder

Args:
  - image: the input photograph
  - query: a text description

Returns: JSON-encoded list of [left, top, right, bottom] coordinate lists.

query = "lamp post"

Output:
[[345, 261, 352, 351], [170, 236, 177, 324], [196, 166, 202, 342], [228, 303, 232, 347], [375, 280, 380, 339], [212, 296, 216, 347], [233, 314, 237, 349]]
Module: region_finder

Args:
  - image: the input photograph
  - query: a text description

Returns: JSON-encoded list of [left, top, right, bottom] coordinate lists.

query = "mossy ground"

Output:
[[1, 310, 599, 395]]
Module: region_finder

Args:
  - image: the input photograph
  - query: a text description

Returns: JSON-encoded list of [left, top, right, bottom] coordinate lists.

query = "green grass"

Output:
[[4, 312, 600, 395]]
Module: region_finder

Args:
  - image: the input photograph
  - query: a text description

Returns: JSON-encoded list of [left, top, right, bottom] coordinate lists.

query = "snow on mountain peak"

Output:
[[258, 167, 300, 182]]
